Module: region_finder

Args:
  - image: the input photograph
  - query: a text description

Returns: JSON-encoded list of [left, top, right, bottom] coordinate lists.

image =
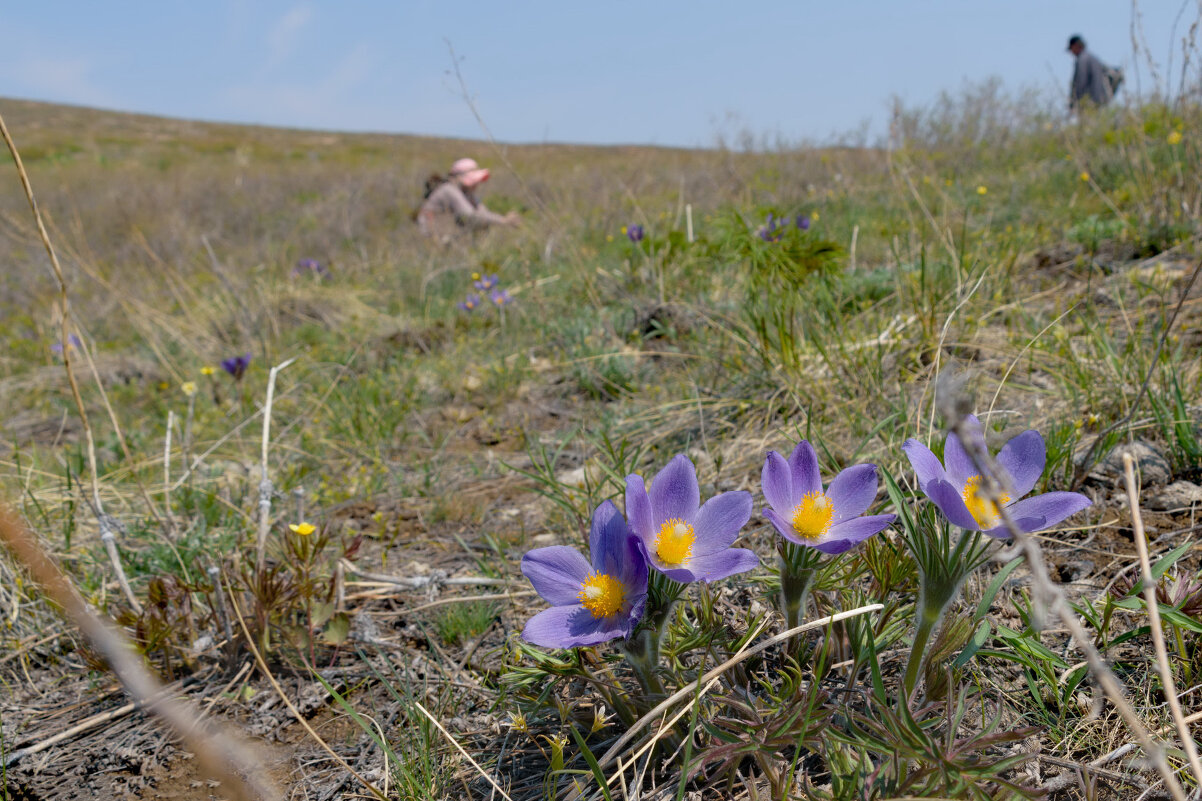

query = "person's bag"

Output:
[[1105, 65, 1124, 97]]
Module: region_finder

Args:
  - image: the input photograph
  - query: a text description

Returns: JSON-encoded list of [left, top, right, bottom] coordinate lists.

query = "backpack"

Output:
[[1105, 65, 1124, 97]]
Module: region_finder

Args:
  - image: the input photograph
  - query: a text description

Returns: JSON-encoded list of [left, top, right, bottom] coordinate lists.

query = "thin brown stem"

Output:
[[940, 398, 1188, 801], [0, 110, 141, 614]]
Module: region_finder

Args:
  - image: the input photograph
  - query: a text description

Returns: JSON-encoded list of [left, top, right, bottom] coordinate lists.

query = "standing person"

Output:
[[1067, 35, 1114, 112], [417, 157, 519, 239]]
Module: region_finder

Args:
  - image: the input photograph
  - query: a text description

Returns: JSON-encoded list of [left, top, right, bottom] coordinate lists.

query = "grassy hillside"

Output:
[[0, 93, 1200, 800]]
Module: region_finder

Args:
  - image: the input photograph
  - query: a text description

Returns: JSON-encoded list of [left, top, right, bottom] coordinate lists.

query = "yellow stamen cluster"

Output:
[[790, 492, 833, 540], [654, 518, 695, 565], [961, 476, 1009, 529], [578, 573, 625, 618]]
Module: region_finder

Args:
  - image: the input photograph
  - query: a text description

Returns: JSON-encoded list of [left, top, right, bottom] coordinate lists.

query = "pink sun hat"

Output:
[[450, 157, 490, 188]]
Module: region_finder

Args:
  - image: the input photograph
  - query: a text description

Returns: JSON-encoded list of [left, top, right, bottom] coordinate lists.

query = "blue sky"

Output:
[[0, 1, 1193, 147]]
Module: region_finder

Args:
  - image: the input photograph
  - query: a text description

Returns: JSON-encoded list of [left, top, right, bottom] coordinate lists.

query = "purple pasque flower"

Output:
[[220, 353, 251, 380], [473, 273, 499, 291], [625, 454, 758, 583], [521, 500, 648, 648], [50, 333, 83, 354], [626, 224, 644, 243], [757, 213, 784, 242], [489, 288, 512, 307], [762, 441, 895, 554], [291, 258, 329, 279], [902, 415, 1092, 538], [457, 293, 481, 312]]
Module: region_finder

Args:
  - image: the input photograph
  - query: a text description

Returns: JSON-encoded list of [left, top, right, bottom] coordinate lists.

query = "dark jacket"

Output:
[[1071, 49, 1112, 109]]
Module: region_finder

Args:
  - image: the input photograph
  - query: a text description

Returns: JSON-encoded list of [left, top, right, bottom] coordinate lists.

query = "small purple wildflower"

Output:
[[521, 500, 648, 648], [473, 273, 499, 291], [762, 441, 896, 554], [626, 224, 644, 243], [625, 454, 758, 583], [50, 334, 83, 354], [489, 288, 512, 307], [902, 415, 1092, 538], [291, 259, 329, 279], [757, 213, 784, 242], [220, 353, 252, 381], [457, 294, 481, 313], [795, 215, 811, 231]]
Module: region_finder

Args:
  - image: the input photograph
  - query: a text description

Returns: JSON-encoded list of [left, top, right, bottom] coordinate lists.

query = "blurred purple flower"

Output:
[[626, 224, 644, 243], [625, 454, 758, 583], [902, 415, 1092, 538], [220, 353, 251, 380], [796, 215, 811, 231], [50, 334, 83, 354], [762, 441, 896, 554], [473, 273, 499, 291], [457, 294, 481, 313], [521, 500, 648, 648], [291, 259, 329, 279], [489, 288, 513, 307], [757, 213, 784, 242]]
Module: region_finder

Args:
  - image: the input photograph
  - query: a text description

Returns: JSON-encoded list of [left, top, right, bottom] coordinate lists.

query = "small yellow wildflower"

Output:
[[507, 710, 529, 734], [471, 271, 481, 281], [1168, 130, 1183, 145], [811, 211, 819, 221], [200, 366, 215, 376], [605, 234, 614, 242], [289, 522, 316, 536], [1079, 171, 1090, 182], [181, 381, 197, 396], [944, 178, 953, 187], [158, 381, 169, 390], [620, 225, 628, 235], [976, 185, 988, 195]]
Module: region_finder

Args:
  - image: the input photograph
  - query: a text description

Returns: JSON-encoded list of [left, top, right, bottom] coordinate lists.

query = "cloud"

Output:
[[266, 4, 314, 68]]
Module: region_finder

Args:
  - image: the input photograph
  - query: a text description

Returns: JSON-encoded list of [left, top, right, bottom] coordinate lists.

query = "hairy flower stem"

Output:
[[902, 594, 948, 696], [779, 542, 821, 631], [623, 628, 665, 699]]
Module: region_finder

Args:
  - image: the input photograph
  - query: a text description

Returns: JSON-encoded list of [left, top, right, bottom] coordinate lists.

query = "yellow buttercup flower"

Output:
[[1168, 130, 1183, 145], [1079, 171, 1090, 182], [200, 366, 215, 376], [289, 522, 316, 536], [181, 381, 197, 396], [976, 185, 987, 195]]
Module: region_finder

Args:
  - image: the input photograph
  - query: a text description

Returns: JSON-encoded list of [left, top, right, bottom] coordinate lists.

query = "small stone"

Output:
[[1088, 440, 1171, 486], [531, 533, 556, 546], [1145, 480, 1202, 512]]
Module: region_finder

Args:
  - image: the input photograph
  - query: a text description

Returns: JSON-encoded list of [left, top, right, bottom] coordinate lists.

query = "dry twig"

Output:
[[0, 502, 279, 801]]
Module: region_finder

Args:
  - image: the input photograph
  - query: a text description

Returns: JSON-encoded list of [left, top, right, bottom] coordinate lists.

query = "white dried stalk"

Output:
[[254, 358, 296, 573]]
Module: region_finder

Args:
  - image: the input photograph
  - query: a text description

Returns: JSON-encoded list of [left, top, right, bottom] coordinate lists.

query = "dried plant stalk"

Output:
[[938, 390, 1188, 801], [0, 110, 141, 614], [0, 501, 280, 801]]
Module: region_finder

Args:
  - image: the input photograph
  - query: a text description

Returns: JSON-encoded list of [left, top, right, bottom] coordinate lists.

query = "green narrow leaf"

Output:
[[568, 726, 612, 801], [974, 556, 1023, 622], [952, 620, 992, 669]]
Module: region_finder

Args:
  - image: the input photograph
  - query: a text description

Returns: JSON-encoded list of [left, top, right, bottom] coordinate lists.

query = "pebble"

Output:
[[1145, 480, 1202, 512]]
